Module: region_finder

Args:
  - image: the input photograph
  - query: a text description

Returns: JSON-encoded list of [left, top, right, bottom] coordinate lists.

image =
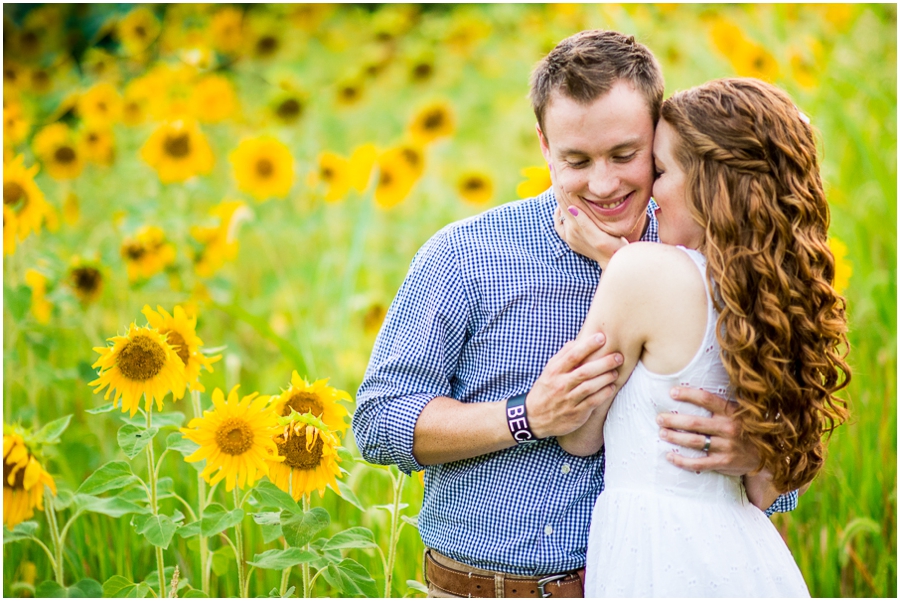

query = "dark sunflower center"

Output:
[[215, 417, 254, 455], [164, 133, 191, 158], [135, 25, 147, 39], [463, 177, 484, 192], [163, 330, 190, 366], [72, 267, 101, 293], [4, 68, 17, 83], [2, 453, 27, 490], [281, 391, 324, 417], [21, 31, 39, 52], [340, 86, 359, 102], [320, 166, 334, 182], [378, 170, 393, 187], [257, 36, 278, 56], [753, 56, 765, 70], [4, 182, 27, 208], [32, 70, 48, 87], [423, 110, 445, 131], [117, 334, 167, 381], [125, 101, 140, 117], [278, 431, 324, 470], [276, 98, 301, 120], [400, 148, 420, 168], [255, 158, 274, 178], [55, 146, 76, 164], [88, 133, 99, 144], [123, 242, 145, 260], [412, 63, 433, 81]]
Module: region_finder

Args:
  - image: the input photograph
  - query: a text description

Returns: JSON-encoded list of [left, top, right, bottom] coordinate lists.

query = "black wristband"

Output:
[[506, 393, 539, 444]]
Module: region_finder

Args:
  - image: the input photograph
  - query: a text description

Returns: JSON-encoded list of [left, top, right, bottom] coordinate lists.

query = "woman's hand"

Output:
[[553, 205, 630, 269]]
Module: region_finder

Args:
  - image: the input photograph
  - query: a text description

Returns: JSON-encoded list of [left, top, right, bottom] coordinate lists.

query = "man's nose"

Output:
[[587, 162, 619, 199]]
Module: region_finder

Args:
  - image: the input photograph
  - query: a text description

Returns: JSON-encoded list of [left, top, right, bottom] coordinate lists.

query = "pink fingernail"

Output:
[[568, 207, 579, 217]]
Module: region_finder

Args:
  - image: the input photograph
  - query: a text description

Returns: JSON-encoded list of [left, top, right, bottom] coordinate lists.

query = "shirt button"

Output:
[[561, 463, 571, 474], [544, 525, 553, 536]]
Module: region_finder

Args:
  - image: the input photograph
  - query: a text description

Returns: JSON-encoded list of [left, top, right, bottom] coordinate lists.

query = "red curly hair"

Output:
[[660, 78, 850, 492]]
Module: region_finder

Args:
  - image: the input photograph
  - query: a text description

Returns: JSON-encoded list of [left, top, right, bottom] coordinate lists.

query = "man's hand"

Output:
[[656, 386, 760, 476], [553, 205, 629, 269], [526, 333, 623, 440]]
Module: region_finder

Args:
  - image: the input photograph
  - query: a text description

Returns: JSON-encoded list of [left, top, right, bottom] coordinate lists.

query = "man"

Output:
[[354, 30, 796, 598]]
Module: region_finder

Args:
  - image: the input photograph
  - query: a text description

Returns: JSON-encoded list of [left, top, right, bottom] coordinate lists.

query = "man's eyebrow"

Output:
[[557, 136, 645, 156]]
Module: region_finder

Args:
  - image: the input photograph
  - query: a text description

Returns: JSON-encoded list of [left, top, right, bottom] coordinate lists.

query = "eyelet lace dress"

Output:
[[584, 247, 810, 597]]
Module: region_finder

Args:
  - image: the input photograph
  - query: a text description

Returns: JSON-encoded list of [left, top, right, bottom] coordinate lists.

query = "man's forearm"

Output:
[[412, 396, 516, 465]]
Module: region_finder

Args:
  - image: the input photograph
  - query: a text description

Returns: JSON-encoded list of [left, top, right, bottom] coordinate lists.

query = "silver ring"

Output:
[[702, 435, 712, 454], [559, 215, 566, 224]]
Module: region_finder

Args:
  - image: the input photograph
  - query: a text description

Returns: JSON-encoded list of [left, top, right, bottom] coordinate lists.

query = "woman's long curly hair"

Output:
[[660, 78, 850, 492]]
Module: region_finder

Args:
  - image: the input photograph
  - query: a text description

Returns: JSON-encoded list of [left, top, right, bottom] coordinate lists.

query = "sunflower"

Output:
[[313, 151, 352, 203], [271, 372, 351, 436], [120, 226, 176, 282], [67, 256, 104, 303], [516, 165, 552, 199], [3, 60, 27, 94], [32, 123, 84, 181], [828, 236, 853, 296], [230, 136, 294, 201], [3, 431, 56, 530], [90, 323, 187, 417], [4, 155, 50, 243], [362, 303, 387, 336], [349, 143, 377, 193], [142, 304, 220, 393], [77, 82, 122, 126], [210, 7, 244, 54], [191, 200, 252, 278], [409, 101, 455, 145], [24, 269, 51, 324], [191, 74, 239, 123], [80, 125, 115, 166], [334, 78, 365, 107], [141, 120, 215, 184], [117, 6, 161, 56], [374, 148, 418, 209], [81, 48, 120, 82], [271, 91, 306, 125], [457, 170, 494, 204], [4, 206, 17, 256], [3, 100, 30, 147], [408, 54, 436, 84], [267, 413, 342, 499], [122, 76, 152, 126], [180, 387, 283, 492]]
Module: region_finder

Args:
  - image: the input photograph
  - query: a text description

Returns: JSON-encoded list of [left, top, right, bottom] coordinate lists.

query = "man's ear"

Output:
[[536, 123, 552, 165]]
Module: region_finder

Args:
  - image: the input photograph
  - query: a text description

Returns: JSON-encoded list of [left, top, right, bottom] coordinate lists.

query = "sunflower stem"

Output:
[[302, 494, 311, 598], [43, 488, 63, 584], [280, 473, 294, 596], [146, 408, 167, 597], [384, 470, 405, 598], [191, 390, 211, 595], [233, 487, 247, 598]]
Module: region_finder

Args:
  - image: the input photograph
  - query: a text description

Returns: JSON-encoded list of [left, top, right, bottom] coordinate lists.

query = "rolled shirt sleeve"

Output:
[[353, 229, 471, 475]]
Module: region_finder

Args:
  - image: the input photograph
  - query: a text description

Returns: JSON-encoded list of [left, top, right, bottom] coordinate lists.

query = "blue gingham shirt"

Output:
[[353, 189, 798, 575]]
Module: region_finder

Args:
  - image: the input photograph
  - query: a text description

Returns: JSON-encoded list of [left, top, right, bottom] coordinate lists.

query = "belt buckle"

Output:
[[536, 574, 566, 598]]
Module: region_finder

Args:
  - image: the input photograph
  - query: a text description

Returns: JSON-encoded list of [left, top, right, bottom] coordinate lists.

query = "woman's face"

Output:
[[652, 119, 704, 249]]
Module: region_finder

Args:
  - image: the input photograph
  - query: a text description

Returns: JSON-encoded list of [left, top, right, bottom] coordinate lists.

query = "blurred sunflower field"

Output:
[[2, 3, 895, 598]]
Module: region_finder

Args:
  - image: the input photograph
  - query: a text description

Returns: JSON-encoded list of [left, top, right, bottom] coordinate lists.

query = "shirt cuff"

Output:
[[355, 393, 436, 476], [764, 489, 799, 517]]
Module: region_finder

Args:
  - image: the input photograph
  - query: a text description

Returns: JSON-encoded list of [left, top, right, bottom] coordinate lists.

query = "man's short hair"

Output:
[[529, 30, 665, 135]]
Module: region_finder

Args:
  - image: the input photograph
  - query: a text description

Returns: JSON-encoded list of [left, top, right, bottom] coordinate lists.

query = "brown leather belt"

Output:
[[424, 550, 584, 598]]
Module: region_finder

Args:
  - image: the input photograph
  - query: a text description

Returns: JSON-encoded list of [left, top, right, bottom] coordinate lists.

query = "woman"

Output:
[[557, 78, 850, 596]]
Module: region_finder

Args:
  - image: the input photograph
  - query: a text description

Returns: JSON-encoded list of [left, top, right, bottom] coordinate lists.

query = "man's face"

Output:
[[538, 81, 655, 242]]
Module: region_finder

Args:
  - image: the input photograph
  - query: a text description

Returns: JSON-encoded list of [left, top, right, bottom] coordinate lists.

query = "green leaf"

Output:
[[401, 514, 419, 529], [52, 489, 76, 511], [102, 575, 151, 598], [121, 411, 185, 429], [266, 585, 296, 598], [373, 502, 409, 512], [199, 503, 244, 537], [281, 507, 329, 548], [406, 580, 429, 594], [5, 285, 31, 322], [323, 558, 379, 598], [35, 578, 103, 598], [117, 425, 159, 460], [177, 520, 201, 539], [336, 480, 365, 511], [86, 402, 117, 415], [252, 511, 283, 544], [76, 461, 138, 495], [34, 414, 73, 444], [3, 521, 39, 544], [120, 477, 174, 504], [131, 513, 179, 549], [309, 537, 343, 571], [838, 517, 882, 567], [336, 446, 355, 463], [251, 481, 300, 514], [211, 545, 235, 577], [74, 494, 150, 518], [322, 527, 378, 551], [210, 302, 308, 374], [166, 431, 200, 455], [182, 589, 209, 598], [248, 547, 318, 570]]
